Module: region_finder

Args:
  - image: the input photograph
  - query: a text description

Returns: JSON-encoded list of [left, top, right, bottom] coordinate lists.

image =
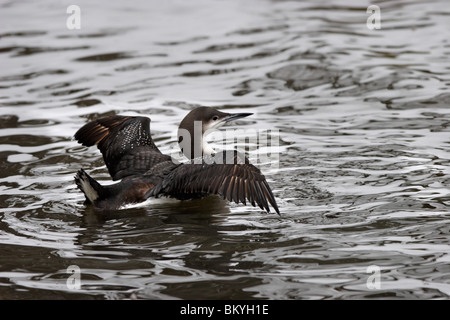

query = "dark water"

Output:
[[1, 0, 450, 299]]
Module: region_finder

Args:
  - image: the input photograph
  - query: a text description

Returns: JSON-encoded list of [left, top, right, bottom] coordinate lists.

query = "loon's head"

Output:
[[177, 107, 252, 160]]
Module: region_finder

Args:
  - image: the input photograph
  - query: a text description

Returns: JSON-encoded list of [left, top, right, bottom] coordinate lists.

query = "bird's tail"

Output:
[[74, 169, 104, 204]]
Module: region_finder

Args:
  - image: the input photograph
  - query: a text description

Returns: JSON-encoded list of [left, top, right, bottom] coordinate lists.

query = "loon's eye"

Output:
[[212, 116, 219, 121]]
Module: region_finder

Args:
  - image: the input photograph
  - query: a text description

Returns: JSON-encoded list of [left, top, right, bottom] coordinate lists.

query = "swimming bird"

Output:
[[74, 107, 280, 214]]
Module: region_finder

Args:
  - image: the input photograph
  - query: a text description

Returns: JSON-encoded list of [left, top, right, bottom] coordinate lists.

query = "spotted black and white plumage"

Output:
[[74, 116, 171, 180], [74, 108, 280, 214]]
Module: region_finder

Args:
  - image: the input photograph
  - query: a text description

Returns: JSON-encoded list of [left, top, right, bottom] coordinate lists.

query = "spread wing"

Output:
[[74, 115, 171, 180], [150, 154, 280, 214]]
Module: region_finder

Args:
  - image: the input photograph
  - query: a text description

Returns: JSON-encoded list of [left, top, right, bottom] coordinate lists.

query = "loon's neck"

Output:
[[178, 121, 216, 160], [201, 139, 215, 156]]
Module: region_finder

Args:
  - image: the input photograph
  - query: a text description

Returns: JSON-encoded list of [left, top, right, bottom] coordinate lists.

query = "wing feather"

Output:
[[239, 178, 246, 205], [75, 115, 171, 180], [153, 158, 280, 214]]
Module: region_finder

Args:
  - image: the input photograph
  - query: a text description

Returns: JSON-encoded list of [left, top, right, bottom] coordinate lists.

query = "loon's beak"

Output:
[[224, 113, 253, 123], [206, 111, 253, 131]]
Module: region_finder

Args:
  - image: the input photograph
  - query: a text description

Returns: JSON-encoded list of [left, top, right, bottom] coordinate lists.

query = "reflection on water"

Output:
[[1, 0, 450, 299]]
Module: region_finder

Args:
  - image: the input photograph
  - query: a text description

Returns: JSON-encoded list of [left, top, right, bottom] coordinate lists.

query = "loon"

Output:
[[74, 107, 280, 214]]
